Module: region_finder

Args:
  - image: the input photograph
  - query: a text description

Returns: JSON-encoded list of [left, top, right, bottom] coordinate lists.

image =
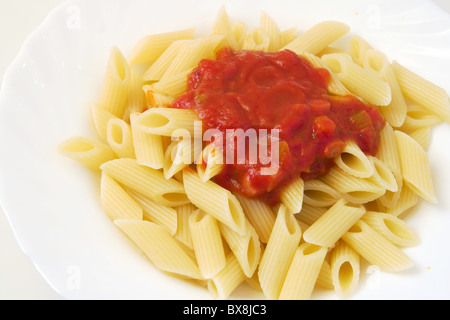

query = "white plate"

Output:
[[1, 0, 450, 300]]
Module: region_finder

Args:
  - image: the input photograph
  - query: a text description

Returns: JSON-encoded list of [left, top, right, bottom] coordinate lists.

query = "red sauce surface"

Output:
[[172, 49, 385, 205]]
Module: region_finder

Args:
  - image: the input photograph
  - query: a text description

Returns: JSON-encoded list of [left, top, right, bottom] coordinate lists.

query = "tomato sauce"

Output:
[[172, 49, 385, 205]]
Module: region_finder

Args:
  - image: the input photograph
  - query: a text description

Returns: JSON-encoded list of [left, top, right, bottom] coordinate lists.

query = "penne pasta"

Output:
[[303, 179, 342, 208], [279, 243, 328, 300], [89, 102, 119, 142], [302, 199, 366, 248], [189, 210, 226, 278], [98, 46, 131, 118], [219, 219, 261, 278], [58, 136, 117, 171], [329, 240, 360, 299], [283, 21, 350, 55], [126, 188, 178, 236], [207, 253, 247, 299], [260, 12, 282, 52], [127, 28, 196, 65], [322, 53, 392, 106], [174, 203, 196, 250], [279, 176, 304, 214], [394, 130, 437, 203], [392, 61, 450, 123], [100, 172, 143, 221], [106, 118, 136, 159], [114, 219, 203, 280], [334, 140, 374, 179], [134, 107, 200, 137], [183, 167, 247, 235], [241, 28, 271, 52], [258, 205, 302, 300], [361, 211, 420, 247], [59, 7, 450, 300], [100, 158, 190, 207], [130, 113, 165, 170], [364, 49, 407, 127], [342, 220, 414, 272], [234, 193, 276, 244], [320, 166, 386, 204], [349, 35, 373, 66], [196, 143, 224, 182], [211, 6, 239, 50], [163, 138, 194, 180]]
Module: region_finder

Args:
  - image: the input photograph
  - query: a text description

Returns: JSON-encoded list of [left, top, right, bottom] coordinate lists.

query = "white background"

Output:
[[0, 0, 449, 300]]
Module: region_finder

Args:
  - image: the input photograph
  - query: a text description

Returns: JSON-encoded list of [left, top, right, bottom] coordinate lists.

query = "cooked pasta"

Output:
[[58, 7, 449, 301]]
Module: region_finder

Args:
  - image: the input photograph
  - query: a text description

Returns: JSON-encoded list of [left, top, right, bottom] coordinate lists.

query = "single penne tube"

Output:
[[183, 167, 247, 235], [279, 243, 328, 300], [394, 130, 437, 203], [114, 219, 202, 280], [259, 11, 281, 52], [367, 156, 398, 193], [329, 240, 360, 299], [258, 205, 302, 300], [196, 143, 224, 182], [392, 61, 450, 123], [106, 118, 136, 159], [234, 193, 276, 244], [302, 199, 366, 248], [364, 49, 407, 127], [126, 188, 178, 236], [211, 5, 239, 50], [322, 53, 392, 106], [342, 220, 414, 272], [241, 28, 271, 52], [174, 203, 196, 250], [100, 158, 190, 207], [279, 176, 304, 214], [127, 27, 196, 65], [134, 107, 200, 137], [189, 210, 226, 278], [163, 138, 194, 180], [58, 136, 117, 171], [98, 46, 131, 118], [89, 101, 119, 142], [334, 140, 374, 178], [100, 172, 143, 221], [219, 219, 261, 278], [303, 179, 342, 208], [320, 166, 386, 204], [207, 253, 247, 299], [130, 113, 165, 170], [361, 211, 420, 247], [282, 21, 350, 55]]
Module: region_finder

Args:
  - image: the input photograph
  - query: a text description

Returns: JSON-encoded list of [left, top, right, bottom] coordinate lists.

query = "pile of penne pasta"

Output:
[[58, 7, 450, 299]]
